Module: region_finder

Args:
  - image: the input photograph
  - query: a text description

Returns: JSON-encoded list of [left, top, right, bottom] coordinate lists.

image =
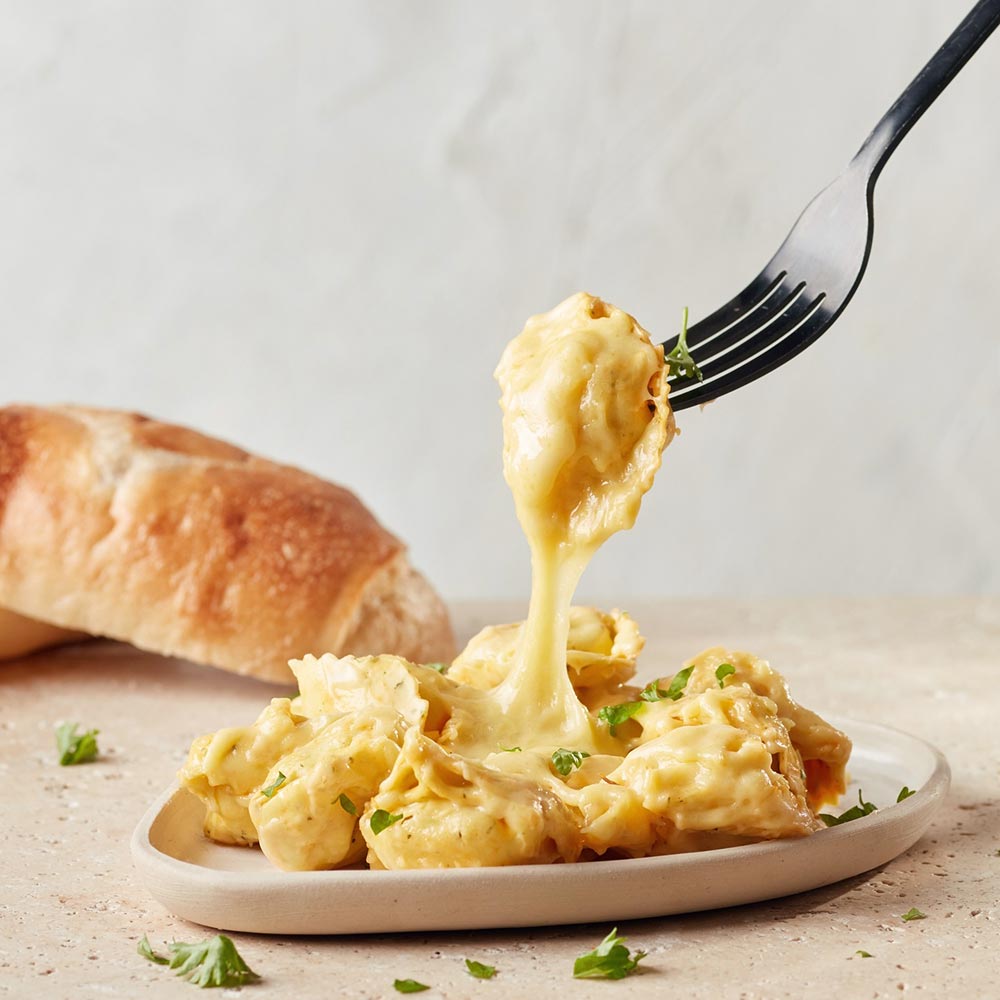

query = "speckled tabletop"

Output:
[[1, 598, 997, 999]]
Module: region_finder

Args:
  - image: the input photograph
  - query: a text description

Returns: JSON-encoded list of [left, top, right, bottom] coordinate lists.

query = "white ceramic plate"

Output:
[[131, 716, 949, 934]]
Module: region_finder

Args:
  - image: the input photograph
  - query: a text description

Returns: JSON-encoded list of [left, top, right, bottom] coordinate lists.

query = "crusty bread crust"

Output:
[[0, 607, 85, 659], [0, 405, 454, 681]]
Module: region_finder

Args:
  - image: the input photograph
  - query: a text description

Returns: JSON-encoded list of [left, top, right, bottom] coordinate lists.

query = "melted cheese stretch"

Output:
[[179, 292, 851, 871], [489, 293, 673, 756]]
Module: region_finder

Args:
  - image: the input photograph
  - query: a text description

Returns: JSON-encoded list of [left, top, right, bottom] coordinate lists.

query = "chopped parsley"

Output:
[[465, 959, 497, 979], [394, 979, 430, 993], [338, 793, 357, 816], [370, 809, 403, 835], [715, 663, 736, 687], [897, 786, 916, 802], [901, 907, 926, 922], [820, 789, 878, 826], [664, 666, 695, 701], [425, 663, 447, 674], [665, 307, 703, 382], [499, 746, 522, 753], [597, 701, 643, 736], [551, 748, 590, 776], [639, 666, 694, 703], [55, 722, 99, 766], [855, 950, 873, 958], [639, 680, 667, 702], [137, 935, 168, 965], [572, 927, 647, 980], [260, 772, 286, 798], [138, 933, 260, 988]]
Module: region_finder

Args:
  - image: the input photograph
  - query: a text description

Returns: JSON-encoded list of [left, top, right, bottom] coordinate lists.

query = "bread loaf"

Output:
[[0, 405, 454, 682], [0, 606, 85, 659]]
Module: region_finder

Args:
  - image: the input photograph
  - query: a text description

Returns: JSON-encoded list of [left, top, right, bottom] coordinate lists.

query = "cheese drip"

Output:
[[488, 293, 673, 752]]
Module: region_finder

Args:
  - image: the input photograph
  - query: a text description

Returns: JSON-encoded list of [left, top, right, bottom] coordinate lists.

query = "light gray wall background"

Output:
[[2, 2, 998, 602]]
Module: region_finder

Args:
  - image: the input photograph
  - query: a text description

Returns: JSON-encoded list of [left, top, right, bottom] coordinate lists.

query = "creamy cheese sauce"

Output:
[[180, 292, 851, 871]]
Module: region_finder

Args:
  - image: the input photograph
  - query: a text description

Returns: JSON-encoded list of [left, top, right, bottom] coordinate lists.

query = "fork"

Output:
[[663, 0, 1000, 411]]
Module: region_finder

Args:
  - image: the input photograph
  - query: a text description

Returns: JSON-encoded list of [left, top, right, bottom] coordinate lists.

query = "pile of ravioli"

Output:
[[181, 606, 851, 871]]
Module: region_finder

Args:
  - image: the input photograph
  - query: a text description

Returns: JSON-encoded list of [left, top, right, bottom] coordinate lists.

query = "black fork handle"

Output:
[[853, 0, 1000, 182]]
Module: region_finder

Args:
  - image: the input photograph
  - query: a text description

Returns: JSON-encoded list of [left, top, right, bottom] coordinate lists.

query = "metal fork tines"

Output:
[[663, 0, 1000, 412], [678, 272, 828, 396]]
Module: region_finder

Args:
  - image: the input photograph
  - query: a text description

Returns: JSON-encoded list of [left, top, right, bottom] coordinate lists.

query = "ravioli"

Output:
[[179, 292, 851, 870], [449, 606, 641, 696], [179, 698, 323, 845], [363, 730, 582, 870], [250, 707, 405, 871]]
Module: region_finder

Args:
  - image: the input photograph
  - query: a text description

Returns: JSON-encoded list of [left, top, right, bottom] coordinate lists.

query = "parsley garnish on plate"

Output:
[[897, 786, 916, 802], [370, 809, 403, 835], [901, 907, 927, 922], [551, 748, 590, 776], [465, 959, 497, 979], [573, 927, 647, 980], [260, 772, 286, 798], [664, 666, 695, 700], [819, 789, 878, 826], [338, 793, 357, 816], [597, 701, 643, 736], [665, 307, 703, 382], [138, 933, 260, 988], [55, 722, 99, 766], [639, 667, 695, 703], [715, 663, 736, 687], [394, 979, 430, 993], [639, 680, 666, 702], [855, 949, 873, 958]]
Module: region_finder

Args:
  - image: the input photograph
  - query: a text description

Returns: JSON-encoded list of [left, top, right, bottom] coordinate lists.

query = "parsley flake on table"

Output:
[[338, 793, 357, 816], [551, 748, 590, 776], [370, 809, 403, 835], [855, 949, 873, 958], [715, 663, 736, 687], [597, 701, 643, 736], [819, 789, 878, 826], [55, 722, 99, 766], [665, 307, 703, 382], [897, 786, 916, 802], [394, 979, 430, 993], [465, 959, 497, 979], [573, 927, 647, 980], [901, 907, 927, 922], [139, 933, 260, 988], [137, 935, 168, 965], [260, 772, 286, 798]]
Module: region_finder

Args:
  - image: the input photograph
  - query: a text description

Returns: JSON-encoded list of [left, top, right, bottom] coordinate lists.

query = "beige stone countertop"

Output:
[[1, 598, 997, 999]]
